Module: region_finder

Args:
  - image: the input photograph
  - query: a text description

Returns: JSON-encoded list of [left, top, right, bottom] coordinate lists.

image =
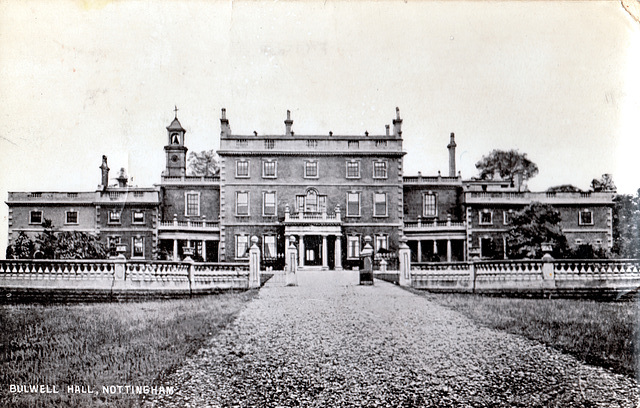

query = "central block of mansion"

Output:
[[6, 109, 614, 268]]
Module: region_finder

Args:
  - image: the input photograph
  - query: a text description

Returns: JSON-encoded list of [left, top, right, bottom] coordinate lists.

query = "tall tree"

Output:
[[187, 150, 219, 177], [55, 231, 109, 259], [547, 184, 582, 193], [475, 149, 538, 183], [612, 190, 640, 258], [591, 173, 617, 192], [505, 202, 568, 259], [9, 231, 35, 259]]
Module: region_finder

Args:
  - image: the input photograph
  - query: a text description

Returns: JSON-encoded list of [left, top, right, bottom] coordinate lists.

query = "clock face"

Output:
[[171, 155, 179, 163]]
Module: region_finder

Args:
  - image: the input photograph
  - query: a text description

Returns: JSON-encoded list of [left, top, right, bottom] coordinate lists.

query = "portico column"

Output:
[[173, 239, 178, 261], [433, 240, 438, 255], [446, 239, 452, 263], [322, 235, 328, 270], [298, 235, 305, 267], [334, 235, 343, 270], [202, 240, 207, 262], [417, 240, 422, 262]]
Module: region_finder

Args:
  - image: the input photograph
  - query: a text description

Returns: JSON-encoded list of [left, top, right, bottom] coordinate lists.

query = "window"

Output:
[[347, 236, 361, 259], [575, 239, 584, 245], [346, 160, 360, 179], [185, 192, 200, 216], [304, 160, 318, 178], [503, 210, 514, 225], [347, 192, 360, 217], [305, 190, 318, 212], [479, 210, 493, 225], [423, 193, 437, 217], [263, 192, 276, 216], [263, 160, 277, 178], [132, 210, 145, 224], [235, 235, 249, 259], [108, 210, 121, 224], [375, 235, 388, 251], [132, 237, 144, 258], [373, 193, 387, 217], [66, 211, 78, 224], [318, 196, 327, 213], [296, 195, 305, 212], [263, 235, 277, 259], [579, 209, 593, 225], [29, 211, 42, 224], [373, 161, 388, 179], [236, 160, 250, 178], [107, 236, 121, 251], [236, 192, 249, 216]]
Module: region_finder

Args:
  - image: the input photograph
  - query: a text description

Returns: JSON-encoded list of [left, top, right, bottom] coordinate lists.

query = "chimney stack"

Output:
[[100, 155, 110, 189], [285, 110, 293, 136], [392, 107, 402, 137], [447, 132, 457, 177], [116, 168, 128, 188], [220, 108, 231, 138], [385, 125, 390, 136]]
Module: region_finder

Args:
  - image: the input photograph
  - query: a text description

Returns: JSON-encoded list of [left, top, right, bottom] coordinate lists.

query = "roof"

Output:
[[166, 117, 185, 132]]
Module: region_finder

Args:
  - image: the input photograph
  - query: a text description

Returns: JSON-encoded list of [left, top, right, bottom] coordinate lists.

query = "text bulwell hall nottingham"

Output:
[[6, 108, 614, 268]]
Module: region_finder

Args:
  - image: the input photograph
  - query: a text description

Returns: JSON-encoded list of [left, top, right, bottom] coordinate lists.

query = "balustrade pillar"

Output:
[[248, 236, 261, 289]]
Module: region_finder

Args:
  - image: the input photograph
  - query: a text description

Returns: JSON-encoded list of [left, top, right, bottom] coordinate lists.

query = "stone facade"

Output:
[[5, 109, 614, 264]]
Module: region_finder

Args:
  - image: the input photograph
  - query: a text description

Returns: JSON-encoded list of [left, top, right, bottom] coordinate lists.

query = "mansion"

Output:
[[5, 109, 615, 268]]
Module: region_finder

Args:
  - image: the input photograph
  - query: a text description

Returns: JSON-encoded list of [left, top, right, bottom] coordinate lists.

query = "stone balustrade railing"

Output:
[[403, 217, 465, 230], [0, 258, 255, 302], [158, 219, 220, 229], [388, 257, 640, 299]]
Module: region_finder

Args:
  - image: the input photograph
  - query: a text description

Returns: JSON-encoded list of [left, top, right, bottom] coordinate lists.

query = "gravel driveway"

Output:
[[145, 270, 638, 407]]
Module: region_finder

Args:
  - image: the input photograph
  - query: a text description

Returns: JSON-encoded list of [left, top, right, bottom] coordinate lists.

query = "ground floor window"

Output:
[[263, 235, 277, 258], [347, 235, 360, 259], [132, 237, 144, 258], [375, 235, 388, 251], [235, 235, 249, 259]]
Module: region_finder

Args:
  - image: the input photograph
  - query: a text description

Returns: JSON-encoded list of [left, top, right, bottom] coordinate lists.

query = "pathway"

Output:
[[145, 270, 638, 407]]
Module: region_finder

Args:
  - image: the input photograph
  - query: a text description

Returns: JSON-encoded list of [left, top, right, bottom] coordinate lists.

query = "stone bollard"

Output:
[[380, 258, 387, 273], [249, 236, 261, 289], [286, 236, 298, 287], [360, 236, 374, 285], [398, 235, 411, 287]]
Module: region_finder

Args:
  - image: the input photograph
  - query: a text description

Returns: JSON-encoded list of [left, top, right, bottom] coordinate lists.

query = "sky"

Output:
[[1, 0, 639, 255]]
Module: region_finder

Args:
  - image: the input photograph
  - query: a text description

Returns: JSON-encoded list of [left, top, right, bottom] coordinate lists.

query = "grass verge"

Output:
[[412, 290, 639, 378], [0, 290, 257, 408]]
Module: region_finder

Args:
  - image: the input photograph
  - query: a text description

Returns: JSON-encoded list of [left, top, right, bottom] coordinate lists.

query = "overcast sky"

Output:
[[1, 0, 639, 253]]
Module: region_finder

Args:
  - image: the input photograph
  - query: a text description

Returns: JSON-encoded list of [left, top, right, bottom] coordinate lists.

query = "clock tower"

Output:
[[163, 107, 187, 178]]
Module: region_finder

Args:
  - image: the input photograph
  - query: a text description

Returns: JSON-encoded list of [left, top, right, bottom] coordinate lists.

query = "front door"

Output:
[[304, 235, 322, 266]]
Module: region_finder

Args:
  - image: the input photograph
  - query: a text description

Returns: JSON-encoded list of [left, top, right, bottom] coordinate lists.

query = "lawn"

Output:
[[0, 290, 257, 408], [414, 290, 639, 378]]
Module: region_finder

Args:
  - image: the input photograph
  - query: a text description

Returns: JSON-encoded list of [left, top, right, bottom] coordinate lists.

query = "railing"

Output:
[[405, 259, 640, 298], [284, 210, 342, 223], [465, 191, 613, 204], [161, 175, 220, 183], [403, 218, 465, 230], [158, 219, 220, 229], [0, 259, 252, 300], [403, 174, 461, 184]]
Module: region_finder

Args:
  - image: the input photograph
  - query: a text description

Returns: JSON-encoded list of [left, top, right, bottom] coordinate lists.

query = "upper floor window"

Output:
[[479, 210, 493, 225], [262, 160, 277, 178], [236, 192, 249, 216], [373, 161, 388, 179], [423, 193, 437, 217], [30, 211, 43, 224], [132, 210, 145, 224], [263, 192, 276, 216], [235, 235, 249, 259], [304, 160, 318, 178], [185, 192, 200, 216], [236, 160, 250, 178], [347, 192, 361, 217], [503, 210, 514, 225], [579, 209, 593, 225], [132, 237, 144, 258], [346, 160, 360, 179], [66, 211, 78, 224], [373, 193, 388, 217], [108, 210, 121, 224], [347, 235, 361, 259]]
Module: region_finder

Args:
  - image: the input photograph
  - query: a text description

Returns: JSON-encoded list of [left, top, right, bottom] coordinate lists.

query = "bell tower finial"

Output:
[[174, 105, 179, 119]]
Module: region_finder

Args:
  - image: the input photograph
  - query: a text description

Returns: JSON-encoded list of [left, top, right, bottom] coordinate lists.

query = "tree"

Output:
[[55, 231, 108, 259], [188, 150, 219, 177], [591, 173, 617, 192], [612, 190, 640, 258], [475, 149, 538, 183], [35, 219, 57, 259], [9, 231, 35, 259], [505, 202, 568, 259], [547, 184, 582, 193]]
